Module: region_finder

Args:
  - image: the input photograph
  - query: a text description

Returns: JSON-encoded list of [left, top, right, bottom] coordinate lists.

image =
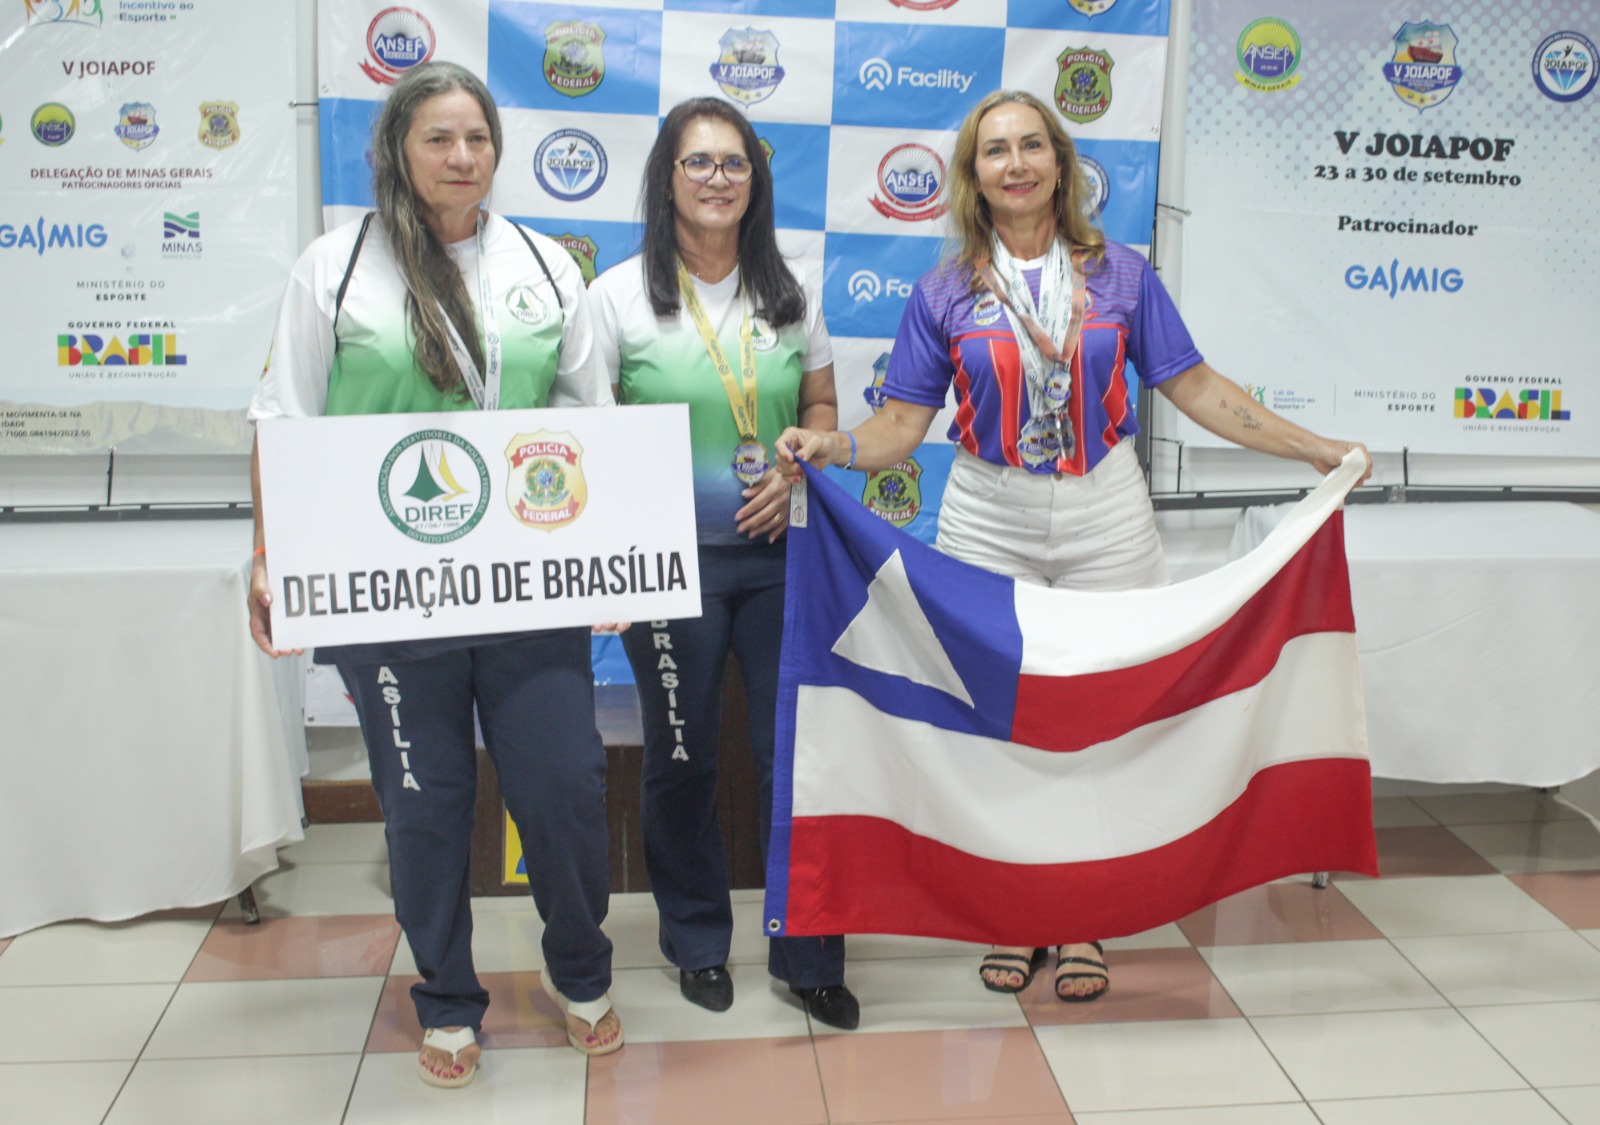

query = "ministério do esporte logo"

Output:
[[379, 430, 491, 543]]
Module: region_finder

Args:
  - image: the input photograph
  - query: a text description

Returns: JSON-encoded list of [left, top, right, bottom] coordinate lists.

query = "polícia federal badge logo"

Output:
[[552, 232, 599, 285], [711, 28, 785, 106], [1055, 47, 1113, 123], [199, 101, 239, 148], [506, 431, 587, 530], [862, 460, 923, 529], [379, 430, 491, 544], [1384, 22, 1462, 110], [544, 20, 605, 98]]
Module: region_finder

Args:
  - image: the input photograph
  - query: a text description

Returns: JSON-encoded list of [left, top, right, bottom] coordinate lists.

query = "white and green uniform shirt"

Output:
[[590, 256, 830, 546], [250, 212, 610, 421]]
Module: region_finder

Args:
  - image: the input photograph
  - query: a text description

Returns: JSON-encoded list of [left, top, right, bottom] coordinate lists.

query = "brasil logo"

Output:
[[1235, 18, 1302, 92], [1533, 31, 1597, 102], [1055, 47, 1113, 123], [711, 27, 784, 106], [1384, 21, 1462, 110], [862, 460, 923, 528], [506, 430, 587, 530], [544, 20, 605, 98], [378, 430, 490, 543]]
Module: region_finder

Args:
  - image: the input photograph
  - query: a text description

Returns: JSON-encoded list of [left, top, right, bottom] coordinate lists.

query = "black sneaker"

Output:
[[679, 966, 733, 1012], [789, 983, 860, 1030]]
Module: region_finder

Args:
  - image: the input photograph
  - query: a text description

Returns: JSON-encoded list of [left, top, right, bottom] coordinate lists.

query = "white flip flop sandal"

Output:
[[418, 1026, 478, 1088], [540, 968, 624, 1056]]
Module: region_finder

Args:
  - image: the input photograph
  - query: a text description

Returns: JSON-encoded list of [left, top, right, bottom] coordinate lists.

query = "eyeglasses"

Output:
[[677, 154, 754, 184]]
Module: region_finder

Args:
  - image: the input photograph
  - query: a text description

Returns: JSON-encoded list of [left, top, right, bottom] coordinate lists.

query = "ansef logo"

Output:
[[857, 55, 974, 93], [848, 269, 912, 302]]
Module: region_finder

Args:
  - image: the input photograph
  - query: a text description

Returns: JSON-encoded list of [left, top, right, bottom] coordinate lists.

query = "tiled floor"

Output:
[[6, 787, 1600, 1124]]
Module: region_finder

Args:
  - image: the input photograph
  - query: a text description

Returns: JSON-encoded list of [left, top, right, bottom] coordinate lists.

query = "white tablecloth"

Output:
[[0, 520, 306, 937], [1231, 502, 1600, 785]]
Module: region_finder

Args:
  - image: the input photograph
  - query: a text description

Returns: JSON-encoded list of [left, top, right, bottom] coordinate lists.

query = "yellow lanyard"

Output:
[[677, 258, 759, 442]]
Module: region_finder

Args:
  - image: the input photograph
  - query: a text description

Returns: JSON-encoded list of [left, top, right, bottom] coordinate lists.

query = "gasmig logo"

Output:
[[552, 232, 599, 285], [1454, 387, 1570, 421], [199, 101, 239, 148], [544, 20, 605, 98], [1077, 155, 1110, 217], [161, 211, 200, 258], [870, 143, 949, 222], [114, 101, 158, 150], [379, 430, 490, 543], [1235, 18, 1302, 92], [31, 103, 75, 146], [711, 27, 784, 106], [26, 0, 102, 26], [1345, 260, 1462, 298], [3, 218, 106, 254], [1068, 0, 1119, 15], [1533, 32, 1597, 103], [1384, 22, 1462, 110], [361, 7, 436, 85], [535, 129, 607, 202], [862, 460, 923, 528], [504, 284, 551, 327], [506, 430, 587, 530], [1055, 48, 1113, 123], [58, 328, 186, 366], [863, 351, 891, 412]]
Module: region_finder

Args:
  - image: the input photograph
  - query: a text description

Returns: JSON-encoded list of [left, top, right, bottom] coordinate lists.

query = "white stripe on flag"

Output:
[[791, 631, 1365, 866]]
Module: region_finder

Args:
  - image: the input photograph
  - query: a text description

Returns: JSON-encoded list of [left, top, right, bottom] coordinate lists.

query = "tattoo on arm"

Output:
[[1230, 402, 1265, 431]]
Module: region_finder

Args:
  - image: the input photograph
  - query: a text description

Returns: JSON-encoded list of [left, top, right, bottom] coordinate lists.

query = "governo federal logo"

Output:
[[379, 430, 491, 544]]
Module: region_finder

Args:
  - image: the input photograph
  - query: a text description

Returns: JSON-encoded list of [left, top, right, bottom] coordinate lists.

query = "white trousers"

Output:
[[934, 442, 1169, 591]]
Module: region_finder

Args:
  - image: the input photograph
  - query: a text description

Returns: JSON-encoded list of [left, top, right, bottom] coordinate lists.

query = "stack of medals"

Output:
[[980, 239, 1087, 472], [677, 258, 768, 486]]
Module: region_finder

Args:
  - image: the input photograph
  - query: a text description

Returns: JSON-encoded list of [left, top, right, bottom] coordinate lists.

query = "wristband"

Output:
[[844, 431, 857, 470], [252, 545, 267, 558]]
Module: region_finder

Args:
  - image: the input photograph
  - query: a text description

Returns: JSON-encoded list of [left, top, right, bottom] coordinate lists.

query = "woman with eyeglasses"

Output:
[[589, 98, 857, 1029]]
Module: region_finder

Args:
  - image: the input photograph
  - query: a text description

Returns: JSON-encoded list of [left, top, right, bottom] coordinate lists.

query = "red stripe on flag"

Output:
[[1013, 514, 1354, 753], [781, 757, 1377, 943]]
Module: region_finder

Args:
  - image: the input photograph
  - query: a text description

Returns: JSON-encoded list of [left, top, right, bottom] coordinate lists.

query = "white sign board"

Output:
[[257, 404, 700, 649]]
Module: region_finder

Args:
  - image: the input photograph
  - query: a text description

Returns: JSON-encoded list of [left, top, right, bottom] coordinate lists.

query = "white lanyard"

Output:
[[438, 210, 502, 410], [987, 236, 1079, 418]]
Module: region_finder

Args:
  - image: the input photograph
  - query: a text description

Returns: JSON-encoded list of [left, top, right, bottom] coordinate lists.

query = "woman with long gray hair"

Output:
[[246, 60, 621, 1086]]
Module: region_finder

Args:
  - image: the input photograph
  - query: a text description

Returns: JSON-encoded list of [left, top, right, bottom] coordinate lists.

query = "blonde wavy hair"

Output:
[[945, 90, 1105, 279]]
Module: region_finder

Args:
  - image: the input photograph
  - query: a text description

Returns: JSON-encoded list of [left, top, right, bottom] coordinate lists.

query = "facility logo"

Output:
[[25, 0, 101, 26], [504, 283, 551, 327], [544, 20, 605, 98], [379, 429, 490, 543], [1383, 21, 1462, 110], [1344, 260, 1463, 297], [863, 351, 891, 412], [1077, 155, 1110, 217], [113, 101, 158, 150], [31, 103, 75, 146], [1068, 0, 1119, 15], [1235, 17, 1302, 92], [1532, 31, 1597, 102], [1055, 47, 1114, 123], [862, 460, 923, 528], [3, 218, 107, 254], [847, 269, 914, 303], [199, 101, 239, 148], [711, 27, 784, 106], [1454, 387, 1570, 421], [870, 143, 949, 222], [506, 430, 587, 530], [360, 7, 436, 85], [161, 211, 200, 259], [58, 329, 186, 366], [534, 129, 608, 202], [857, 55, 974, 94], [551, 232, 599, 286]]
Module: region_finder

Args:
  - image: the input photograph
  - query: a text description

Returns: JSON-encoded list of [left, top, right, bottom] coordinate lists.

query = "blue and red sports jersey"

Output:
[[884, 241, 1203, 476]]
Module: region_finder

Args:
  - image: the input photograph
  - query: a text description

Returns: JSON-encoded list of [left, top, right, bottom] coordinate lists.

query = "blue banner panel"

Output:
[[506, 215, 644, 284], [833, 22, 1005, 129], [758, 121, 832, 231], [1006, 0, 1171, 37], [1075, 138, 1160, 247], [488, 2, 663, 115], [667, 0, 838, 17], [822, 232, 945, 339], [319, 96, 382, 210]]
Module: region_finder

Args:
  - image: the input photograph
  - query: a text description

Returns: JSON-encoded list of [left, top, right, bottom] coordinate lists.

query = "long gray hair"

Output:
[[370, 61, 503, 397]]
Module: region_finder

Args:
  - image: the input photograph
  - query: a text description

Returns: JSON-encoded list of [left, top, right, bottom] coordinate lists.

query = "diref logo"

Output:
[[378, 430, 490, 543], [506, 430, 587, 530]]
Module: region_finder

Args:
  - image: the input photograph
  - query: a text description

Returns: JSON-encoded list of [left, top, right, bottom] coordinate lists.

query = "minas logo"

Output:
[[857, 56, 974, 94]]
